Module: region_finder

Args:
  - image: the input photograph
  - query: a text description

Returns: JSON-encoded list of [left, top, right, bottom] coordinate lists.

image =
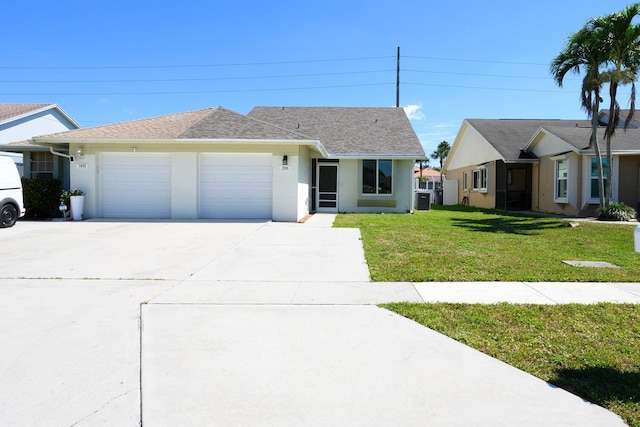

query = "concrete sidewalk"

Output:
[[153, 279, 640, 305]]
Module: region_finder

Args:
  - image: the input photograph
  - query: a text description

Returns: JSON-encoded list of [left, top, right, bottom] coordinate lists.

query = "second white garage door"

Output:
[[199, 154, 272, 219], [100, 153, 172, 218]]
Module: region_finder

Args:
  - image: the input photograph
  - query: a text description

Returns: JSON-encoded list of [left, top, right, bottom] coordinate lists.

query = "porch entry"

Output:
[[316, 162, 339, 212]]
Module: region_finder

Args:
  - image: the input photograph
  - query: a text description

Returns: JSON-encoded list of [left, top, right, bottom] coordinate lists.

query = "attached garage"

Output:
[[100, 153, 171, 218], [199, 153, 272, 219]]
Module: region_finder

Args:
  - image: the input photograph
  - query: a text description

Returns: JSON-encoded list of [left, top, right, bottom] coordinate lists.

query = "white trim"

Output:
[[554, 157, 569, 204], [472, 168, 487, 193], [316, 162, 339, 213]]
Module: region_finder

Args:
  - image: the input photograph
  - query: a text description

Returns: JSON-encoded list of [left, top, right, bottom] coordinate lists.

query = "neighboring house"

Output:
[[0, 103, 81, 188], [32, 106, 424, 221], [414, 166, 443, 190], [444, 117, 640, 216]]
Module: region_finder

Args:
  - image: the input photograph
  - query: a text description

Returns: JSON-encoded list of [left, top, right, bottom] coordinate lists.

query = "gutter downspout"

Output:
[[49, 146, 75, 162]]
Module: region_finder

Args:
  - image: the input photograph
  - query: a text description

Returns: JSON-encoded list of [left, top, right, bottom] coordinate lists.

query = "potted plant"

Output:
[[60, 189, 85, 221]]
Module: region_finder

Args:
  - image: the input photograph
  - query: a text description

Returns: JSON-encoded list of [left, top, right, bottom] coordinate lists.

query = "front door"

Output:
[[317, 163, 338, 212]]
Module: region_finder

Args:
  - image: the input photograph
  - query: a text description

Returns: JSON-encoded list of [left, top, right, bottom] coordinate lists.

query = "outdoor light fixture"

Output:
[[282, 155, 288, 166], [76, 147, 84, 160], [131, 147, 137, 152]]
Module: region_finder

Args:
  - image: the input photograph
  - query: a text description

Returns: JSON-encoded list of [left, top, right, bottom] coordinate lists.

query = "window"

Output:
[[590, 157, 608, 199], [472, 168, 487, 192], [463, 172, 468, 191], [362, 159, 392, 194], [30, 151, 54, 178], [555, 158, 568, 202]]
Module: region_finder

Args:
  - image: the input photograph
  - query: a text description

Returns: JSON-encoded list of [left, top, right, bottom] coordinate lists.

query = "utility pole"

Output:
[[396, 46, 400, 108]]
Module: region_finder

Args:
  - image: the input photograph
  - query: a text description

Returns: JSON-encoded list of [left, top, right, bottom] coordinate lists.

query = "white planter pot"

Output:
[[70, 195, 85, 221]]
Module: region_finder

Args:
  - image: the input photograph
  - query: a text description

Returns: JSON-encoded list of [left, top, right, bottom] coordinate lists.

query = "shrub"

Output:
[[21, 177, 62, 218], [596, 202, 637, 221]]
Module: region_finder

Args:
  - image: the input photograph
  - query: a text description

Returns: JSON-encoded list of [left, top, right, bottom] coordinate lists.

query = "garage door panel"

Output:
[[101, 153, 171, 218], [199, 154, 272, 219]]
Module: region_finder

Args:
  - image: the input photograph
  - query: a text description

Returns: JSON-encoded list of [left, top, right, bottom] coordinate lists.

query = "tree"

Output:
[[551, 25, 608, 208], [593, 3, 640, 204], [430, 140, 450, 184]]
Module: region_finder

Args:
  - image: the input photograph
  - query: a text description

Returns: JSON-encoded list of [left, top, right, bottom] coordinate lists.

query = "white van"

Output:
[[0, 156, 26, 228]]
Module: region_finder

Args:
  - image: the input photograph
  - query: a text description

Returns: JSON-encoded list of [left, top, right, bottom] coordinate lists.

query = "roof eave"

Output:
[[328, 153, 424, 160], [32, 137, 330, 157], [0, 104, 81, 129]]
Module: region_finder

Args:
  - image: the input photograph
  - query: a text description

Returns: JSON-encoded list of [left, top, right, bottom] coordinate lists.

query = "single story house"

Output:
[[32, 106, 424, 221], [444, 115, 640, 216], [0, 103, 81, 185]]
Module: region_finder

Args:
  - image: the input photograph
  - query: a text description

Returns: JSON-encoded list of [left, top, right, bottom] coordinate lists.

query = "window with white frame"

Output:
[[555, 158, 568, 202], [463, 171, 468, 191], [472, 167, 487, 192], [362, 159, 392, 194], [30, 151, 54, 178], [590, 157, 608, 200]]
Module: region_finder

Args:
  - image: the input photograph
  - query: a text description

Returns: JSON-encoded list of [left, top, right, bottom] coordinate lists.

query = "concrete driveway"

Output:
[[0, 217, 626, 426], [0, 219, 369, 281]]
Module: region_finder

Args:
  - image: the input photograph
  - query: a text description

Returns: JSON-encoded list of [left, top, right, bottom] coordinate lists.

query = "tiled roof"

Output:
[[248, 106, 424, 156], [0, 104, 53, 122], [466, 119, 591, 161]]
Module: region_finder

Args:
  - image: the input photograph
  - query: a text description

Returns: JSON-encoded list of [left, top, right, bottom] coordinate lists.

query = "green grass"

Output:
[[334, 205, 640, 282], [382, 303, 640, 426]]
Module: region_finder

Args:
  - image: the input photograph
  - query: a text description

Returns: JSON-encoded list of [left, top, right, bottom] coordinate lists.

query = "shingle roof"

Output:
[[248, 106, 424, 156], [541, 126, 640, 152], [36, 107, 315, 142], [466, 119, 591, 160], [0, 103, 53, 122]]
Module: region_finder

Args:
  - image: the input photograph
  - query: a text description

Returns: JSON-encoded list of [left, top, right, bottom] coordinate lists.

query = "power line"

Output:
[[0, 69, 394, 84], [1, 82, 393, 96], [404, 55, 549, 66], [404, 82, 570, 94], [0, 56, 393, 70], [403, 68, 569, 81]]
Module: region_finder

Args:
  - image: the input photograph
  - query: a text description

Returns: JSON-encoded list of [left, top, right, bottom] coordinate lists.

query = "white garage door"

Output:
[[100, 153, 171, 218], [199, 154, 272, 219]]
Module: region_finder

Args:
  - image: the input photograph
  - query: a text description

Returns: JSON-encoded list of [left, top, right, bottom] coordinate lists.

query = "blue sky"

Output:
[[1, 1, 636, 159]]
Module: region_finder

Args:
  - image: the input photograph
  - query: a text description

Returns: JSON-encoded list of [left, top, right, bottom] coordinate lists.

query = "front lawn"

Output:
[[334, 205, 640, 282], [382, 303, 640, 426]]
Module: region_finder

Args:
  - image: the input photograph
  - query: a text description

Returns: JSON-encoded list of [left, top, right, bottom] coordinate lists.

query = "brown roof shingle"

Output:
[[248, 106, 424, 156], [0, 103, 53, 122]]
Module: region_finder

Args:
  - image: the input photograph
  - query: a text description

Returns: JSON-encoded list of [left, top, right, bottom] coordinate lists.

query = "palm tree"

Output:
[[551, 25, 608, 208], [430, 140, 450, 185], [593, 4, 640, 203]]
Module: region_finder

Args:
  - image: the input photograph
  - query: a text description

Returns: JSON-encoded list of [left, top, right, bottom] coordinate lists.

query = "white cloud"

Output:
[[402, 103, 425, 121]]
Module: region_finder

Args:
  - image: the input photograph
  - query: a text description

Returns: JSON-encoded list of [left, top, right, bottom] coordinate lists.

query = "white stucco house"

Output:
[[0, 103, 81, 186], [31, 106, 424, 221]]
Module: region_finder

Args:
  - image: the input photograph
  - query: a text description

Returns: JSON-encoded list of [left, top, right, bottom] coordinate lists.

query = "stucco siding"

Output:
[[446, 123, 503, 171], [617, 155, 640, 212], [0, 110, 76, 144], [533, 153, 579, 216], [69, 141, 305, 221], [446, 163, 495, 209]]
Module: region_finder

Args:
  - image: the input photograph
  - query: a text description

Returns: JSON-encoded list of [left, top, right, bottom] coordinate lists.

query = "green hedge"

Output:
[[21, 177, 62, 218]]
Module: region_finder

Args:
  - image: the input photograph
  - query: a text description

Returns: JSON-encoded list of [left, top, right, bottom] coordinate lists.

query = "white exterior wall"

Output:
[[297, 146, 311, 219], [336, 158, 414, 213], [0, 109, 77, 144], [446, 123, 503, 171], [337, 159, 358, 212], [172, 152, 198, 219], [69, 142, 308, 221]]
